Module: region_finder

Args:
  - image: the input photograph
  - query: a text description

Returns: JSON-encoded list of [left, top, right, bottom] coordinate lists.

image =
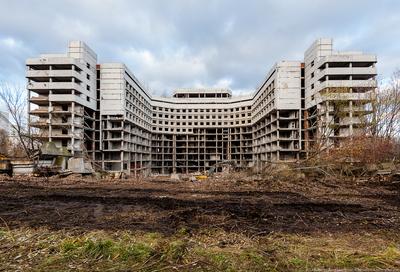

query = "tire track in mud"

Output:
[[0, 183, 396, 234]]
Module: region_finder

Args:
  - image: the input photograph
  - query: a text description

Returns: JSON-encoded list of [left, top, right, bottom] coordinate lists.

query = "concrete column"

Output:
[[298, 109, 302, 160], [120, 150, 123, 172], [71, 100, 75, 155], [140, 153, 143, 177], [121, 127, 125, 173], [100, 116, 105, 171], [277, 110, 280, 161], [134, 151, 137, 178], [49, 99, 52, 141], [48, 73, 53, 142], [172, 134, 176, 174], [186, 134, 188, 174], [161, 135, 165, 175], [92, 111, 96, 161]]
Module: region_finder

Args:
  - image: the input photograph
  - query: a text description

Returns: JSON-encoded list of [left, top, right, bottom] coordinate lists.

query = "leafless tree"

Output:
[[0, 82, 37, 158], [0, 128, 10, 155], [305, 87, 353, 159], [370, 70, 400, 138], [306, 72, 400, 166]]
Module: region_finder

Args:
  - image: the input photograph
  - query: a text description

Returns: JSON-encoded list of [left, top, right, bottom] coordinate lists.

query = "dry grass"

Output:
[[1, 227, 399, 271]]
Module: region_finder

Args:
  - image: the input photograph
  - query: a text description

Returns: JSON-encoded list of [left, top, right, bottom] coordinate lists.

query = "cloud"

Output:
[[213, 78, 233, 89], [0, 37, 20, 48], [0, 0, 399, 95], [121, 46, 209, 94], [51, 17, 95, 41], [0, 36, 32, 83]]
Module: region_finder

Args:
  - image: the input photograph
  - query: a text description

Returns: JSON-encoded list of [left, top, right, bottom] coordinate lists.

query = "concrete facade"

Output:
[[27, 38, 377, 175], [303, 38, 377, 151], [97, 63, 152, 175], [27, 41, 97, 157]]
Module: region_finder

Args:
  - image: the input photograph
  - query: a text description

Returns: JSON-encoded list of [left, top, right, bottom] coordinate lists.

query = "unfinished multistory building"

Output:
[[252, 61, 302, 164], [27, 38, 377, 175], [27, 41, 97, 157], [303, 38, 377, 153], [97, 63, 152, 175], [151, 88, 253, 173]]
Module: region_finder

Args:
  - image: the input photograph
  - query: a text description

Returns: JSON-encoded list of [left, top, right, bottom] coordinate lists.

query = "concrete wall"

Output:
[[99, 64, 125, 115], [275, 61, 302, 110]]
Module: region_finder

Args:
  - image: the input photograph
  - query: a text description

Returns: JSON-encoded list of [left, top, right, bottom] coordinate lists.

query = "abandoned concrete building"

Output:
[[27, 38, 377, 175]]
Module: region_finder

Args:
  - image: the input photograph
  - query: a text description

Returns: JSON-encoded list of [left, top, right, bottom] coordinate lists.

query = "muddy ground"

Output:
[[0, 174, 399, 235]]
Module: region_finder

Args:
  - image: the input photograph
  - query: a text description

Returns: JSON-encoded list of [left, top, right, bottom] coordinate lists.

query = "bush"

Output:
[[319, 136, 399, 164]]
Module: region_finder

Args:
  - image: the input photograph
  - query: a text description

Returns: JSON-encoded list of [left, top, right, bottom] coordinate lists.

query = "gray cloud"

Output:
[[0, 0, 399, 95]]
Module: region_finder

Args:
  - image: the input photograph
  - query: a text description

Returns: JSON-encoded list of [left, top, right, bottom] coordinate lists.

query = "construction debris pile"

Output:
[[0, 142, 94, 178]]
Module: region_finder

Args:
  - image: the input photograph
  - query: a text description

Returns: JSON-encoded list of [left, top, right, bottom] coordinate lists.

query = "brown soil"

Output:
[[0, 175, 399, 235]]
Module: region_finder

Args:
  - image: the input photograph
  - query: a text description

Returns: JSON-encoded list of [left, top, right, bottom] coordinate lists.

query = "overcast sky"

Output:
[[0, 0, 399, 95]]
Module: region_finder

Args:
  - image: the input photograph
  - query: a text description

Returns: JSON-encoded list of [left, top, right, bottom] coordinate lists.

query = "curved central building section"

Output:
[[151, 88, 253, 174]]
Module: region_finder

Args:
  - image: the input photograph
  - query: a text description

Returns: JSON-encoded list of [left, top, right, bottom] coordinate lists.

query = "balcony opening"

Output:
[[329, 75, 350, 80], [352, 75, 375, 80], [327, 62, 350, 68], [352, 62, 374, 68]]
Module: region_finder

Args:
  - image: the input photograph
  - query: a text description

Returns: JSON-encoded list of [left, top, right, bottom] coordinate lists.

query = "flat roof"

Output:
[[173, 88, 232, 95]]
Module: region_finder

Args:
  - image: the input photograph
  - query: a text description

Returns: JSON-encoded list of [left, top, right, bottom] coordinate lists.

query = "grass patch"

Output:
[[163, 239, 188, 261], [82, 239, 115, 259], [59, 236, 156, 262], [120, 242, 154, 261], [1, 228, 400, 271], [209, 252, 235, 271], [60, 238, 84, 253], [239, 250, 270, 271]]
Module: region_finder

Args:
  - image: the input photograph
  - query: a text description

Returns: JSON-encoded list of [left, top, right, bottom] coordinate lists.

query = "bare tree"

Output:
[[305, 72, 400, 166], [370, 70, 400, 138], [305, 87, 355, 159], [0, 82, 37, 158], [0, 128, 10, 155]]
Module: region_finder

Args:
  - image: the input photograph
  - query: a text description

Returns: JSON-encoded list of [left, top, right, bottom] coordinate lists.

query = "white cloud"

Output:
[[0, 36, 31, 82], [0, 0, 399, 96], [0, 37, 23, 49], [121, 46, 209, 93], [213, 77, 233, 88], [0, 37, 17, 48], [52, 17, 95, 41], [222, 18, 235, 35]]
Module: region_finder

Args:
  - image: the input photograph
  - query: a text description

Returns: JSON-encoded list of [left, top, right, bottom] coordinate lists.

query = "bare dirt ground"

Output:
[[0, 174, 399, 236]]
